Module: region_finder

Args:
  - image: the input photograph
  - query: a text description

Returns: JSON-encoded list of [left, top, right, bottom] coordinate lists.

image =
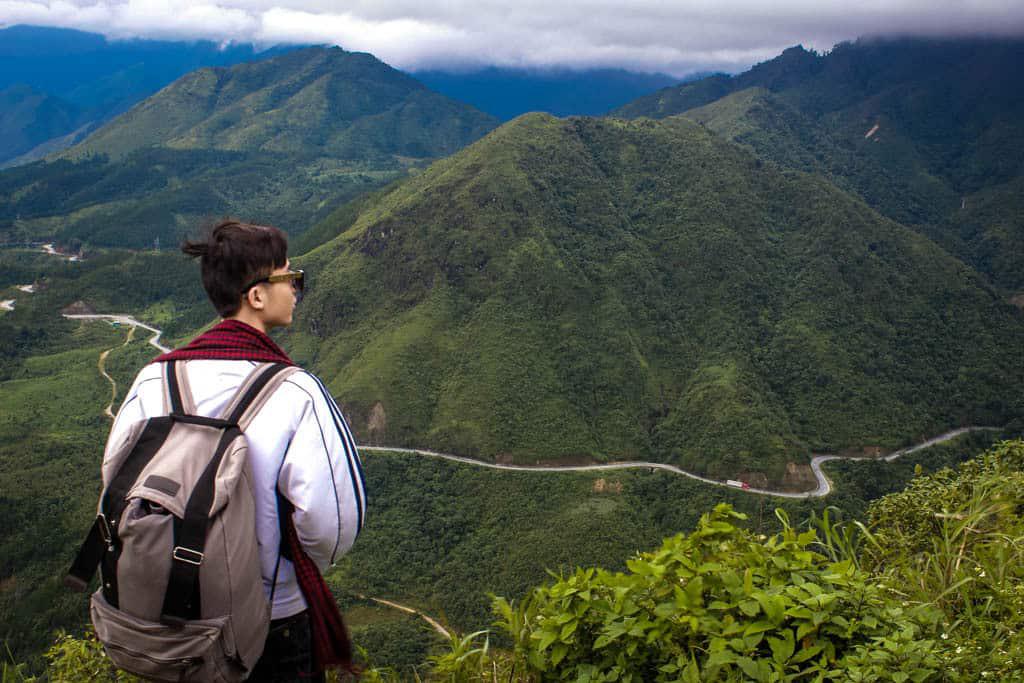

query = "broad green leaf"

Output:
[[785, 606, 814, 620], [739, 599, 760, 616], [535, 630, 558, 652], [744, 620, 775, 636], [736, 656, 769, 681], [754, 593, 785, 624], [560, 620, 578, 640], [796, 621, 817, 641], [768, 630, 795, 663]]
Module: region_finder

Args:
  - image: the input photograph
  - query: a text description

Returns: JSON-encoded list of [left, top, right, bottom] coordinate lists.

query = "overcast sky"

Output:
[[2, 1, 1023, 76]]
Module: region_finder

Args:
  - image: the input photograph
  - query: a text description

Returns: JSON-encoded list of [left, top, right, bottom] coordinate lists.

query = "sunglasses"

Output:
[[242, 269, 305, 301]]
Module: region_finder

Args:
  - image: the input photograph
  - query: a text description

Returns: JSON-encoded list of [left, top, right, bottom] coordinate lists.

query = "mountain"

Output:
[[0, 84, 86, 165], [0, 46, 499, 247], [64, 46, 498, 162], [412, 67, 678, 120], [0, 25, 297, 165], [612, 37, 1024, 295], [286, 112, 1024, 488]]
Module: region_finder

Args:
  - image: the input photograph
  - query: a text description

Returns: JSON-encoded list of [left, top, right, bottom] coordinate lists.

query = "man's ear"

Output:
[[243, 286, 266, 311]]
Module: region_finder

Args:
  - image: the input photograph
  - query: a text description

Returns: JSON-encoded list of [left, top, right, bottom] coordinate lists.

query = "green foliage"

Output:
[[2, 630, 139, 683], [2, 643, 37, 683], [492, 504, 940, 681], [0, 149, 400, 248], [864, 440, 1024, 680], [408, 442, 1022, 680], [43, 631, 138, 682], [328, 449, 808, 643]]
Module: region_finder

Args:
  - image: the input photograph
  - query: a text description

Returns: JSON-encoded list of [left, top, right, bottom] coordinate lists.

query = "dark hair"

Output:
[[181, 218, 289, 317]]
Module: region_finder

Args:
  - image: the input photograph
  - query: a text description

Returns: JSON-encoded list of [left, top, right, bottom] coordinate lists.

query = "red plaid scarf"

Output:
[[153, 318, 295, 365], [279, 496, 359, 677], [154, 319, 357, 676]]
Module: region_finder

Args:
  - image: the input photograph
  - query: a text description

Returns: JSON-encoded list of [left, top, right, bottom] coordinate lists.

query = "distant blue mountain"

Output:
[[0, 25, 682, 164], [412, 66, 681, 120], [0, 25, 302, 164], [0, 25, 294, 106]]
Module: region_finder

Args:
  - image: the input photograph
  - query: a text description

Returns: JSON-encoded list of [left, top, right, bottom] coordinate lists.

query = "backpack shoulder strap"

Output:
[[162, 361, 197, 415], [218, 363, 300, 430], [159, 363, 298, 624]]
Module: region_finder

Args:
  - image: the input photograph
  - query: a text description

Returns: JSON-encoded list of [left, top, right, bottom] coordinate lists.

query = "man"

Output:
[[107, 218, 365, 681]]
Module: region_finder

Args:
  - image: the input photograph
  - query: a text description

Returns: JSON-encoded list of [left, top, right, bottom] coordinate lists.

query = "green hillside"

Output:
[[328, 433, 997, 661], [64, 46, 496, 162], [285, 112, 1024, 487], [364, 439, 1024, 681], [3, 36, 1024, 676], [612, 38, 1024, 296], [0, 240, 1012, 670], [0, 84, 85, 167], [0, 245, 221, 663], [0, 46, 498, 248]]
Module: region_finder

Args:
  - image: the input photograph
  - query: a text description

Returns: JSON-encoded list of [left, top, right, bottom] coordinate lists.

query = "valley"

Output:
[[1, 33, 1023, 677], [72, 306, 1002, 497]]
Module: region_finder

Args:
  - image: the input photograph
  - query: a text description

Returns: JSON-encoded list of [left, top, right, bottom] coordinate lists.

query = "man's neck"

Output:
[[227, 310, 269, 335]]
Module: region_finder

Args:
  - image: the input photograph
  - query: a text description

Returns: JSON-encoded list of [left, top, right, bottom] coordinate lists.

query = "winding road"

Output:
[[360, 425, 999, 500], [69, 313, 999, 499], [97, 325, 137, 418], [64, 313, 171, 353]]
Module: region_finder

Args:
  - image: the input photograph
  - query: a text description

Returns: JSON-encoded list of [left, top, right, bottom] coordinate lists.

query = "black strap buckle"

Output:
[[172, 546, 204, 566]]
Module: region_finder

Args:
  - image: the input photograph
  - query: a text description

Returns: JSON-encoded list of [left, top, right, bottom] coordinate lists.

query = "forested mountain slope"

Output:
[[0, 84, 86, 167], [612, 38, 1024, 294], [287, 112, 1024, 488], [0, 25, 294, 166], [64, 46, 497, 162], [0, 46, 498, 248]]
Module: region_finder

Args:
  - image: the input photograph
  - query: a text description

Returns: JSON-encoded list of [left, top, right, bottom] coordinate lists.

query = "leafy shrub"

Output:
[[493, 504, 940, 681], [865, 440, 1024, 680]]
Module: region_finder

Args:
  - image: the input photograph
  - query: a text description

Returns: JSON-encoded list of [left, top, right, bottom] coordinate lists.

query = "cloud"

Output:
[[2, 0, 1023, 76]]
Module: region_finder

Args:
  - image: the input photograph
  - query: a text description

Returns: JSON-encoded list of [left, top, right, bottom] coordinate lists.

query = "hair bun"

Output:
[[180, 241, 209, 258]]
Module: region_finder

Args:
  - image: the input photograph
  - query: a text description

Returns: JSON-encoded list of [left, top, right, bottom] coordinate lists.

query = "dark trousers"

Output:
[[248, 610, 325, 682]]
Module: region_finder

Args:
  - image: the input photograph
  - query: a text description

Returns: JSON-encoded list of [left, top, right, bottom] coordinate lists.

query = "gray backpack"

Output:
[[67, 360, 298, 682]]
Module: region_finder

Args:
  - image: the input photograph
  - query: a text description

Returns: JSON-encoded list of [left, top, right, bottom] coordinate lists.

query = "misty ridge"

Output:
[[1, 23, 1023, 681]]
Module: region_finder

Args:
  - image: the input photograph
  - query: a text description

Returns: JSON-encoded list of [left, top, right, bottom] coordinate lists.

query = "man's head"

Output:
[[182, 219, 300, 329]]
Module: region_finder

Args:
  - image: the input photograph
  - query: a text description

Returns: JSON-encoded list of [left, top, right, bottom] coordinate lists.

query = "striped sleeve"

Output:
[[278, 372, 366, 570], [104, 366, 161, 459], [310, 374, 367, 531]]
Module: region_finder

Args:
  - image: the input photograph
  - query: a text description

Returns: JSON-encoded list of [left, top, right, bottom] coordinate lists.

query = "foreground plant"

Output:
[[865, 440, 1024, 681], [492, 504, 940, 682]]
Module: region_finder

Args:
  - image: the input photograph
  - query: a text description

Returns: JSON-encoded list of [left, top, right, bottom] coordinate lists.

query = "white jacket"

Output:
[[107, 359, 366, 619]]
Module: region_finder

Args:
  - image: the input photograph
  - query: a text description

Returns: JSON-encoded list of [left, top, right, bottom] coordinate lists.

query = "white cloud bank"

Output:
[[1, 0, 1023, 75]]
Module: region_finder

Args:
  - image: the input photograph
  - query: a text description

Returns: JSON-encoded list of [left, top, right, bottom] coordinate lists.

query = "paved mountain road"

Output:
[[70, 313, 999, 498], [64, 313, 171, 353], [362, 425, 999, 499]]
